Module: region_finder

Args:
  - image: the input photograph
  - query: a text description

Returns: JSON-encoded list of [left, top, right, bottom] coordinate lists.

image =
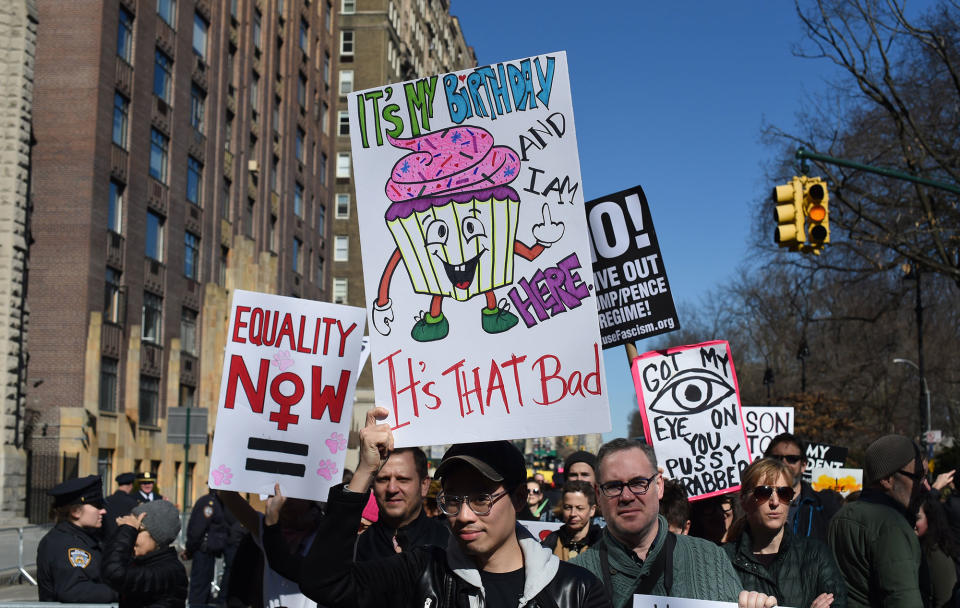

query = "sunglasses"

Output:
[[897, 468, 925, 482], [769, 454, 803, 465], [752, 485, 796, 502], [527, 488, 542, 495]]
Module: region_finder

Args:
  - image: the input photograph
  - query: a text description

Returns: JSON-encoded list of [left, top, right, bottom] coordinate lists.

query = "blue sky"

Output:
[[448, 1, 847, 440]]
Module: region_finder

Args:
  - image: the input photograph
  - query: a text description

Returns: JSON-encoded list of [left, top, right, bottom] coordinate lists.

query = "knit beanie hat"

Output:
[[132, 499, 181, 548], [864, 434, 919, 486], [564, 451, 597, 475]]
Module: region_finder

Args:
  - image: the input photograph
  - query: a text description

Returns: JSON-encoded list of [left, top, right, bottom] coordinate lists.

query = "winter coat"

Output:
[[273, 485, 610, 608], [724, 528, 847, 608], [185, 491, 229, 558], [102, 525, 188, 608], [790, 480, 842, 542], [37, 521, 117, 603], [542, 524, 603, 561], [828, 489, 923, 608]]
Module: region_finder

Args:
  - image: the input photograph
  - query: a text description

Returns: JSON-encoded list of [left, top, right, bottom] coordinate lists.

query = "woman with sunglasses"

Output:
[[519, 477, 558, 522], [724, 458, 847, 608]]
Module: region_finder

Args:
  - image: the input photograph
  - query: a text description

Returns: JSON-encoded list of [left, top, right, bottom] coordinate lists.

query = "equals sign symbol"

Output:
[[245, 437, 309, 477]]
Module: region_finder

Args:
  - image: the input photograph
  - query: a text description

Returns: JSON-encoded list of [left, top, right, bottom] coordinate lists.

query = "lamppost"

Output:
[[893, 358, 931, 454]]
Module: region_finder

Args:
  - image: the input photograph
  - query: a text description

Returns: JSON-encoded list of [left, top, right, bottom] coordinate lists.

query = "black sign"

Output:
[[802, 442, 849, 480], [586, 185, 680, 349]]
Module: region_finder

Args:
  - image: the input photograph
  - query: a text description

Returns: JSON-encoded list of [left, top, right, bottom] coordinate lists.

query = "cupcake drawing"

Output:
[[372, 125, 564, 342]]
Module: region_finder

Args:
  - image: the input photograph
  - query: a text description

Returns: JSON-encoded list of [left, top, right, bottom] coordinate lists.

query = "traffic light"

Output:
[[803, 177, 829, 253], [773, 177, 804, 249]]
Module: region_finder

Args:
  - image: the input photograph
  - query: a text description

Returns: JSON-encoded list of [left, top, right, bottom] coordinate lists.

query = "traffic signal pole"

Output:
[[796, 148, 960, 195]]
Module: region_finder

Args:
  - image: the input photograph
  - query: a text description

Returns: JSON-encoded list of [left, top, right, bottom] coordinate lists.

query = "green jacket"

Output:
[[828, 489, 922, 608], [724, 528, 847, 608], [571, 515, 740, 608]]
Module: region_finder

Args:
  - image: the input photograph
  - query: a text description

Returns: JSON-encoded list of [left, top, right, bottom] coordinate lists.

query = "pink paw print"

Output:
[[316, 460, 338, 481], [211, 465, 233, 486], [325, 432, 347, 454], [272, 350, 294, 371]]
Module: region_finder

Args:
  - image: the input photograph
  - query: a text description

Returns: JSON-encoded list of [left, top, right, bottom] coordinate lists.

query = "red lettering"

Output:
[[232, 306, 251, 343], [422, 381, 441, 410], [311, 367, 351, 423], [533, 353, 566, 405], [337, 320, 358, 357], [500, 353, 527, 407], [321, 318, 337, 355], [486, 362, 509, 414], [378, 349, 410, 430], [224, 355, 270, 413], [269, 372, 303, 430], [585, 343, 602, 395], [276, 313, 296, 351], [296, 316, 311, 353]]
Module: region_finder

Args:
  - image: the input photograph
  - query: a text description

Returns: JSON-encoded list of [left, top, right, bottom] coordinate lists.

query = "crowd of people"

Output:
[[35, 422, 960, 608]]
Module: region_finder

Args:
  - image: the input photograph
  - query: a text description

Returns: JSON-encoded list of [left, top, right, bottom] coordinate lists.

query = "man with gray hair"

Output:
[[571, 438, 776, 608], [828, 434, 927, 607]]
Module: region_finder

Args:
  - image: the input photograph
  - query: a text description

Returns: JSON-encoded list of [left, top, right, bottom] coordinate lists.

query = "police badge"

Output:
[[67, 547, 91, 568]]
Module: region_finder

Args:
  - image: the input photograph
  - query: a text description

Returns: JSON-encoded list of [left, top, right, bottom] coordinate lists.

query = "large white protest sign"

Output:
[[633, 341, 751, 500], [741, 406, 794, 458], [350, 51, 611, 447], [634, 596, 794, 608], [208, 290, 366, 501]]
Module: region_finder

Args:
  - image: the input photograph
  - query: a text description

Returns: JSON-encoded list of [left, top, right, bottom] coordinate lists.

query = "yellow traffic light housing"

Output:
[[773, 177, 805, 249], [803, 178, 829, 254]]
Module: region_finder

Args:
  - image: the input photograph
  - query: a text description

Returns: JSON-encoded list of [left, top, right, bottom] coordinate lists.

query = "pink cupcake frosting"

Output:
[[384, 126, 521, 202]]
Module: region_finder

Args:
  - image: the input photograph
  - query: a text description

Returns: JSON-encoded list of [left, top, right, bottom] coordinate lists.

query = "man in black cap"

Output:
[[278, 407, 608, 608], [102, 472, 138, 539], [829, 434, 928, 607], [36, 474, 118, 603], [135, 471, 163, 503]]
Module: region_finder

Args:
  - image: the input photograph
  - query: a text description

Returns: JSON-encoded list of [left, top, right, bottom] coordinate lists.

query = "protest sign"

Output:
[[810, 467, 863, 496], [633, 340, 750, 499], [802, 442, 848, 481], [633, 595, 738, 607], [519, 520, 563, 542], [588, 185, 679, 348], [208, 290, 366, 501], [350, 51, 611, 447], [741, 406, 794, 457]]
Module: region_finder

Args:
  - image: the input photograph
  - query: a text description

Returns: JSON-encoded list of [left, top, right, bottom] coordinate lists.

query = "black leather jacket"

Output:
[[102, 525, 188, 608], [270, 485, 610, 608]]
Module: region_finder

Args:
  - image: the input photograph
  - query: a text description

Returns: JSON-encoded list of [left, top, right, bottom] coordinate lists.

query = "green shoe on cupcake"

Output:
[[481, 306, 519, 334], [411, 312, 449, 342]]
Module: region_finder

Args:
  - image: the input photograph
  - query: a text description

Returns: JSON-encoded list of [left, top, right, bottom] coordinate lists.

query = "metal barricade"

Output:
[[0, 525, 51, 586]]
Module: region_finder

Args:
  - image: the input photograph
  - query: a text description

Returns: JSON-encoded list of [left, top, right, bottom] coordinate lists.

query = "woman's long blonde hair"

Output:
[[725, 457, 793, 542]]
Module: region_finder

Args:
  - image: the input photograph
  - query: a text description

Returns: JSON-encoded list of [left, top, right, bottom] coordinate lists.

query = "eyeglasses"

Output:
[[752, 485, 796, 502], [437, 490, 510, 517], [769, 454, 803, 465], [527, 488, 542, 495], [897, 468, 924, 482], [598, 473, 659, 498]]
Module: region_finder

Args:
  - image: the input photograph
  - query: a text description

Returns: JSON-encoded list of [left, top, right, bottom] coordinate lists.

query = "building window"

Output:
[[294, 183, 304, 217], [340, 30, 354, 56], [157, 0, 176, 27], [218, 246, 229, 287], [338, 70, 353, 95], [149, 129, 168, 182], [268, 215, 277, 252], [139, 375, 160, 426], [253, 9, 262, 50], [316, 256, 325, 284], [321, 102, 329, 134], [245, 199, 255, 236], [295, 128, 305, 162], [336, 152, 350, 178], [118, 7, 134, 62], [293, 237, 303, 273], [323, 53, 331, 85], [97, 450, 114, 497], [180, 308, 197, 355], [319, 152, 328, 185], [99, 358, 119, 413], [145, 210, 164, 261], [186, 157, 203, 206], [104, 267, 122, 324], [297, 73, 307, 108], [325, 0, 332, 31], [270, 155, 279, 192], [112, 93, 129, 149], [341, 0, 356, 14], [190, 85, 205, 133], [338, 111, 350, 136], [251, 72, 261, 114], [225, 113, 233, 151], [108, 180, 124, 233], [335, 193, 350, 219], [141, 292, 163, 343], [184, 231, 200, 280], [154, 49, 173, 103], [334, 235, 348, 261], [193, 13, 208, 60], [299, 18, 309, 52], [332, 278, 347, 304], [317, 203, 325, 233]]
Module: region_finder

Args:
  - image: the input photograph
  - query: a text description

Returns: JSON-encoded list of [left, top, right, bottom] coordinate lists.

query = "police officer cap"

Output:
[[137, 471, 157, 483], [115, 472, 136, 485], [48, 475, 104, 508]]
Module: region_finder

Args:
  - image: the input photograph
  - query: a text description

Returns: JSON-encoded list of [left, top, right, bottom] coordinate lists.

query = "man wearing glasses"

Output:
[[828, 434, 928, 607], [287, 407, 609, 608], [571, 438, 777, 608], [764, 432, 841, 541]]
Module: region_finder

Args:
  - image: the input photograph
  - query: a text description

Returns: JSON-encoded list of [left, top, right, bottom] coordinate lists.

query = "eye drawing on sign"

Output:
[[648, 369, 736, 416], [371, 126, 565, 342]]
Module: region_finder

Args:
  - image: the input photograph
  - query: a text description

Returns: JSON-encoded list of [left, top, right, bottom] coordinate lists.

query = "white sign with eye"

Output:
[[631, 340, 751, 500]]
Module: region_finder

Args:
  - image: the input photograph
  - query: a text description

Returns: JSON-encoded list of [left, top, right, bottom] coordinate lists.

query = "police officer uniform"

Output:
[[102, 472, 138, 539], [36, 475, 118, 603], [186, 490, 230, 607], [135, 471, 164, 503]]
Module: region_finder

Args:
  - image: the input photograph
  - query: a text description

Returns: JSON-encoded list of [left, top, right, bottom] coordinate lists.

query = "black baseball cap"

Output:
[[435, 441, 526, 490], [49, 475, 104, 508]]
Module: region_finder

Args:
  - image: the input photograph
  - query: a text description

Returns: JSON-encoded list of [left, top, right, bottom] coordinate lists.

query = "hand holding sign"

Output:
[[532, 203, 565, 247], [264, 482, 286, 526]]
